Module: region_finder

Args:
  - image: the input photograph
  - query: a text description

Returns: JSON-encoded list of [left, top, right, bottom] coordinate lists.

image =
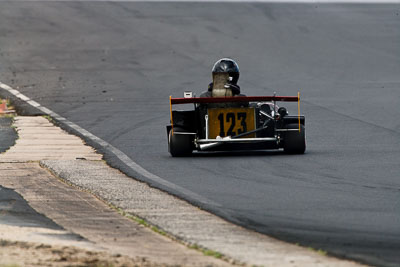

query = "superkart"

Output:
[[167, 92, 305, 156]]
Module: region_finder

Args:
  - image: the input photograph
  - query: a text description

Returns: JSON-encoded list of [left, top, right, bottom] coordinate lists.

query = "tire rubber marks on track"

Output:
[[0, 82, 219, 207]]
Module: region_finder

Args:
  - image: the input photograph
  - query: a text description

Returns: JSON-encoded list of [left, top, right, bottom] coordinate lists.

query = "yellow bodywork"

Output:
[[207, 107, 256, 139]]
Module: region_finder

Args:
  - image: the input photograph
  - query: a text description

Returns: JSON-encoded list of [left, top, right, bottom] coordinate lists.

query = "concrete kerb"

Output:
[[0, 115, 364, 267], [39, 160, 235, 264], [39, 159, 236, 262]]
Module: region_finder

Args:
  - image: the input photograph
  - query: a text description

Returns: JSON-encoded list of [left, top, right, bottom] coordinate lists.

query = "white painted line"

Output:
[[27, 100, 41, 108], [0, 82, 220, 207], [16, 93, 30, 102], [0, 83, 13, 91]]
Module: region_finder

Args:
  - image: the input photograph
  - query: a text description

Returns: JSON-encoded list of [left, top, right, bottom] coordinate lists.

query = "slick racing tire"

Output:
[[168, 127, 193, 157], [283, 123, 306, 154]]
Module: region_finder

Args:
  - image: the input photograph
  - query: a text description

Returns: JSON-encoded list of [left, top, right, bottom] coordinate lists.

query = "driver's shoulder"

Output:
[[200, 91, 212, 98], [235, 93, 247, 97]]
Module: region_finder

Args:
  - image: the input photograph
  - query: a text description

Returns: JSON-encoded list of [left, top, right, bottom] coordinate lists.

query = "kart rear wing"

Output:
[[169, 93, 302, 134], [170, 95, 299, 105]]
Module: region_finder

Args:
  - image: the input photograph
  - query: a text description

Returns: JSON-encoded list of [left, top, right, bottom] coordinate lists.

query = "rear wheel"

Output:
[[168, 127, 193, 157], [283, 123, 306, 154]]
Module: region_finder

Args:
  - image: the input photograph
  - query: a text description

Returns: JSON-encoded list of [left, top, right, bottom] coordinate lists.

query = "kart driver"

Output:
[[200, 58, 248, 109], [200, 58, 243, 98]]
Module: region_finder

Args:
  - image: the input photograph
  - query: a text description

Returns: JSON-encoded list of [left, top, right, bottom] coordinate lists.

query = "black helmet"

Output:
[[212, 58, 240, 85]]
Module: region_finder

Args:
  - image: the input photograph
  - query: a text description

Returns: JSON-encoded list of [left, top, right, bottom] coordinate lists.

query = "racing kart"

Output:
[[167, 92, 305, 156]]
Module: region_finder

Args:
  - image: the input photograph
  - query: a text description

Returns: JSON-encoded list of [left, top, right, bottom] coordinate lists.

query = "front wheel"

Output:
[[168, 127, 193, 157], [283, 124, 306, 154]]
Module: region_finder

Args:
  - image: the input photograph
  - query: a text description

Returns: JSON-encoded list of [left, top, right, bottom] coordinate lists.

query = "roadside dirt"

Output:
[[0, 239, 163, 267]]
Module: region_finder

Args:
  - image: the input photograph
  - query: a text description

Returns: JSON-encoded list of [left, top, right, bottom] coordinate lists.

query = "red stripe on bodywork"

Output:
[[170, 96, 299, 104]]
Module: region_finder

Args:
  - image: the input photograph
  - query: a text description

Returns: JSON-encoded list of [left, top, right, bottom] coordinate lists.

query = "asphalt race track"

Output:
[[0, 2, 399, 266]]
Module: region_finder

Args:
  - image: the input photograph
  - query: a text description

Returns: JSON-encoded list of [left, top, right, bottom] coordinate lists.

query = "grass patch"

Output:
[[115, 208, 168, 237], [0, 114, 15, 118], [42, 115, 54, 122], [203, 249, 223, 259], [189, 244, 224, 259], [307, 247, 328, 256]]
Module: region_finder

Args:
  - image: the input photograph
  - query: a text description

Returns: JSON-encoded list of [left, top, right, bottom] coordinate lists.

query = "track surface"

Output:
[[0, 118, 17, 153], [0, 2, 399, 266]]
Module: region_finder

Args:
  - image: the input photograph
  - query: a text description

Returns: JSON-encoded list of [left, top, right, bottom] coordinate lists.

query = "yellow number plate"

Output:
[[208, 108, 256, 139]]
